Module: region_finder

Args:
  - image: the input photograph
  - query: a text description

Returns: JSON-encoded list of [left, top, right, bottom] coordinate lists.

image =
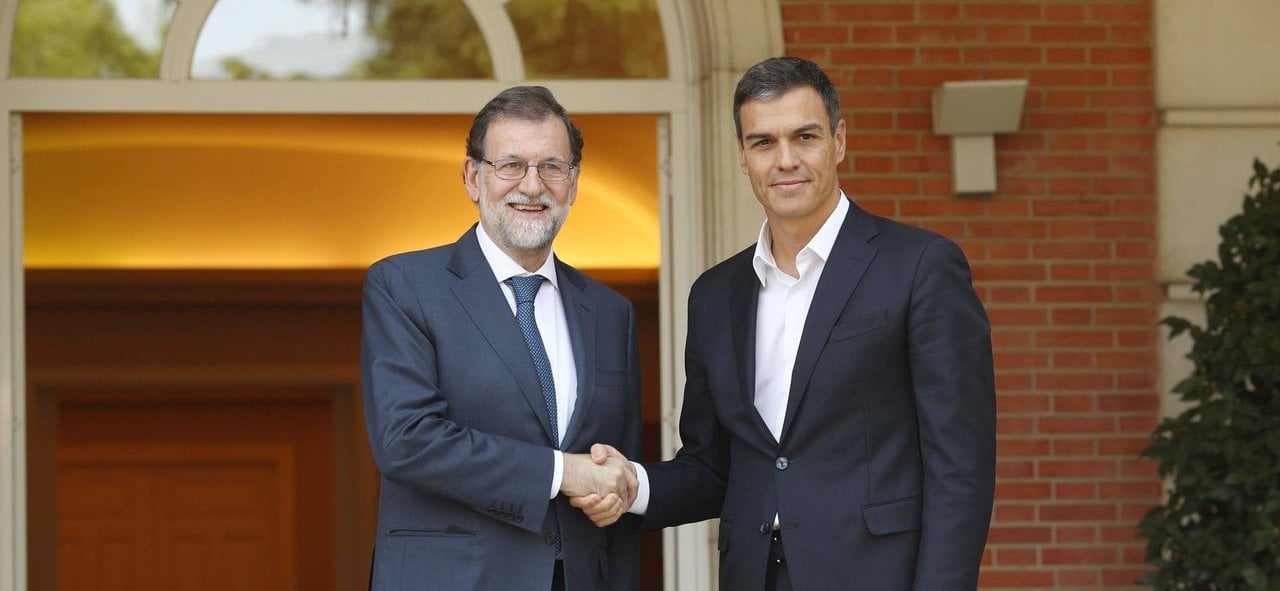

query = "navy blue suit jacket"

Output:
[[361, 226, 641, 590], [641, 199, 995, 590]]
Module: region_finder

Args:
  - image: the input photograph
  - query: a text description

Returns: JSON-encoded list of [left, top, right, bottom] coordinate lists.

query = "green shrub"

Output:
[[1139, 158, 1280, 589]]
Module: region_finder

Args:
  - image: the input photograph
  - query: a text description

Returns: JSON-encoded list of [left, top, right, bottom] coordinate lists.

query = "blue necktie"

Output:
[[507, 275, 559, 449]]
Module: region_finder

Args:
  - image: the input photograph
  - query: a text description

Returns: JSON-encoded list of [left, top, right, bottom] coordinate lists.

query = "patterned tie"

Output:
[[507, 275, 559, 449]]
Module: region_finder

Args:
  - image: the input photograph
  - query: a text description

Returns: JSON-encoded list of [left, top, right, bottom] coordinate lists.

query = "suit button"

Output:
[[759, 523, 770, 534], [514, 514, 524, 523], [775, 457, 789, 470], [544, 532, 559, 545]]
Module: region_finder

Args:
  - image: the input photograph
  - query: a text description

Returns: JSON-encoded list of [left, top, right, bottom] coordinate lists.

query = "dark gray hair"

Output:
[[733, 57, 842, 140], [466, 85, 584, 165]]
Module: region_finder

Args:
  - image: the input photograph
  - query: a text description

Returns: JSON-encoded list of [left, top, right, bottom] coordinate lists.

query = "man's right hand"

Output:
[[560, 443, 637, 505], [566, 444, 634, 527]]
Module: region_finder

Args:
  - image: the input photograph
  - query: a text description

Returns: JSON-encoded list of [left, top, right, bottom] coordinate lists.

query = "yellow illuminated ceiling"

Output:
[[23, 113, 659, 269]]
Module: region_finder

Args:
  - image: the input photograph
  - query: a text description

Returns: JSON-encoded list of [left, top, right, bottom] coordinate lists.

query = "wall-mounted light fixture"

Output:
[[932, 79, 1028, 195]]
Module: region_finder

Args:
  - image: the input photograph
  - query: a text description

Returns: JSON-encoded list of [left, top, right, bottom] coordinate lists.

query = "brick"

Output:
[[964, 46, 1043, 65], [998, 461, 1035, 478], [997, 482, 1052, 500], [978, 571, 1054, 588], [1092, 91, 1155, 108], [995, 351, 1049, 371], [1113, 199, 1155, 216], [1051, 263, 1091, 281], [1046, 5, 1086, 21], [1034, 242, 1111, 259], [1100, 482, 1161, 499], [851, 26, 893, 43], [1052, 308, 1092, 325], [785, 26, 849, 44], [972, 264, 1044, 282], [1056, 483, 1098, 499], [832, 48, 917, 66], [989, 243, 1030, 259], [996, 503, 1036, 521], [853, 69, 894, 86], [919, 4, 959, 20], [1103, 568, 1155, 585], [1028, 68, 1108, 86], [989, 200, 1028, 216], [1034, 198, 1112, 216], [1115, 241, 1155, 259], [969, 221, 1047, 239], [919, 47, 962, 64], [895, 155, 950, 173], [1117, 373, 1155, 390], [1095, 220, 1153, 238], [1054, 439, 1097, 456], [830, 4, 915, 21], [1059, 570, 1100, 586], [985, 25, 1027, 43], [1039, 501, 1117, 519], [1035, 286, 1113, 303], [989, 308, 1047, 326], [848, 178, 919, 196], [841, 91, 919, 108], [896, 25, 982, 43], [1031, 25, 1107, 43], [1090, 3, 1151, 22], [1053, 394, 1095, 412], [1029, 112, 1109, 130], [1045, 91, 1087, 108], [995, 548, 1037, 565], [781, 4, 824, 21], [1093, 134, 1154, 152], [1046, 47, 1088, 64], [1111, 112, 1157, 129], [848, 134, 919, 151], [996, 134, 1045, 151], [1099, 438, 1151, 456], [964, 4, 1042, 20], [1039, 416, 1115, 434], [1117, 284, 1161, 303], [898, 68, 982, 87], [1097, 393, 1157, 413], [1097, 352, 1156, 370], [1050, 220, 1091, 238], [1092, 47, 1152, 65], [854, 155, 894, 174], [1114, 155, 1154, 174], [1054, 352, 1094, 369], [1095, 307, 1156, 325], [998, 437, 1052, 455], [1044, 547, 1119, 565], [1102, 525, 1144, 543], [1036, 329, 1112, 347], [1113, 68, 1154, 87], [852, 113, 894, 130], [895, 112, 933, 129]]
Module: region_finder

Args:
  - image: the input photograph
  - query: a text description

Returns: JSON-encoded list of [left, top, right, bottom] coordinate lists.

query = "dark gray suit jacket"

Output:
[[362, 226, 641, 590], [641, 199, 996, 590]]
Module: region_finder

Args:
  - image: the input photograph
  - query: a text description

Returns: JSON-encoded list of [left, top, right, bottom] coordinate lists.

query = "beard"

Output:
[[477, 185, 568, 254]]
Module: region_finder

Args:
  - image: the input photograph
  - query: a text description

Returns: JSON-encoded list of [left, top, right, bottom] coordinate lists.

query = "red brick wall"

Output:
[[780, 1, 1159, 587]]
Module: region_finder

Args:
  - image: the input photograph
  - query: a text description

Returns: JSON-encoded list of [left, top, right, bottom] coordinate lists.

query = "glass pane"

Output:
[[508, 0, 667, 79], [10, 0, 173, 78], [192, 0, 491, 80]]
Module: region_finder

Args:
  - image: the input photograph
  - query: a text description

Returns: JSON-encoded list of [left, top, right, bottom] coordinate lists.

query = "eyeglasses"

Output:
[[480, 158, 576, 182]]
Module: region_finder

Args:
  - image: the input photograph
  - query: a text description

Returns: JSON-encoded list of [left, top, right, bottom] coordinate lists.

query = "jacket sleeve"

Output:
[[638, 286, 730, 529], [907, 238, 997, 588], [361, 259, 554, 533]]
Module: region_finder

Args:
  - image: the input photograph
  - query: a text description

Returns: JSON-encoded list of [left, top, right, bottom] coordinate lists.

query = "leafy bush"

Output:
[[1139, 158, 1280, 589]]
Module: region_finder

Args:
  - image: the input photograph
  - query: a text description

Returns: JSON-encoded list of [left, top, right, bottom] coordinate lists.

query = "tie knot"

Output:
[[507, 275, 545, 305]]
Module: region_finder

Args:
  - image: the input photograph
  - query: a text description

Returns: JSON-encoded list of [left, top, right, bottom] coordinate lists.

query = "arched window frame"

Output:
[[0, 1, 782, 589]]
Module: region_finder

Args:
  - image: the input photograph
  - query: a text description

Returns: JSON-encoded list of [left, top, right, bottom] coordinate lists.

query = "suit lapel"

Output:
[[447, 227, 558, 446], [729, 258, 779, 448], [557, 261, 595, 450], [779, 203, 880, 444]]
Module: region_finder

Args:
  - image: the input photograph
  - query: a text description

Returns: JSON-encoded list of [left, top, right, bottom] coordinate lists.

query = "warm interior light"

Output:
[[24, 113, 660, 269]]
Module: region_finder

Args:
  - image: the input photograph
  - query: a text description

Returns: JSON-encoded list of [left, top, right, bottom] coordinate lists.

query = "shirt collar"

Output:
[[475, 223, 560, 290], [751, 192, 849, 286]]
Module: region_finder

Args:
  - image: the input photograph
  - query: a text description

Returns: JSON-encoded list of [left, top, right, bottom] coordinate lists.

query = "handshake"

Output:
[[559, 443, 636, 527]]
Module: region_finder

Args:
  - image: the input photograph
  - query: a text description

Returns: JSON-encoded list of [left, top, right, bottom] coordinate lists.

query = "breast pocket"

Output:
[[828, 309, 889, 343]]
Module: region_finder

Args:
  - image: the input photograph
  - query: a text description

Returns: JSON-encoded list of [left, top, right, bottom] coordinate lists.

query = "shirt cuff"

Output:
[[550, 450, 564, 499], [628, 462, 650, 515]]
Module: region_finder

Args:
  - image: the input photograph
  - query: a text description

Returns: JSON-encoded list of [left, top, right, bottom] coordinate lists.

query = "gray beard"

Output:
[[479, 189, 566, 254]]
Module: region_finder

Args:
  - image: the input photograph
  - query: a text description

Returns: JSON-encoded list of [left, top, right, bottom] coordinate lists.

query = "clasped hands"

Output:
[[559, 443, 634, 527]]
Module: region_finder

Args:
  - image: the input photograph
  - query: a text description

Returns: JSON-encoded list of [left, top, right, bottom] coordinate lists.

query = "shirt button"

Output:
[[759, 522, 771, 534], [775, 457, 789, 470], [544, 532, 558, 545]]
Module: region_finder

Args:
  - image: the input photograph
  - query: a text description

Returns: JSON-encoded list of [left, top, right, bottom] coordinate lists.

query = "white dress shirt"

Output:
[[630, 194, 850, 516], [475, 224, 578, 499]]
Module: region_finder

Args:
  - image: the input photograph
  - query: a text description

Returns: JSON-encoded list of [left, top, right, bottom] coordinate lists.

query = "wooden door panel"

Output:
[[59, 445, 298, 591]]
